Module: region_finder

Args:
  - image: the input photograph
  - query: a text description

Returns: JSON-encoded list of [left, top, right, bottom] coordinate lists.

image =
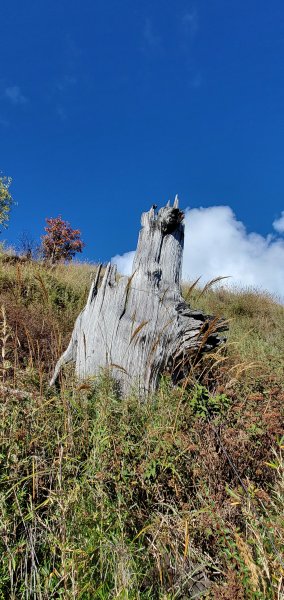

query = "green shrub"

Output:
[[189, 383, 232, 419]]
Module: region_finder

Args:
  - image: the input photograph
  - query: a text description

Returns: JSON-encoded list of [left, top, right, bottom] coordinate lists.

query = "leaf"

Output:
[[226, 486, 241, 501], [264, 461, 278, 469]]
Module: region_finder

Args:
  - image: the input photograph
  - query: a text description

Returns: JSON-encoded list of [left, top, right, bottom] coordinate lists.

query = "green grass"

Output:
[[0, 258, 283, 599]]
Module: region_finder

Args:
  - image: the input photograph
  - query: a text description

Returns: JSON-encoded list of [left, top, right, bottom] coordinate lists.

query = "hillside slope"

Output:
[[0, 256, 283, 599]]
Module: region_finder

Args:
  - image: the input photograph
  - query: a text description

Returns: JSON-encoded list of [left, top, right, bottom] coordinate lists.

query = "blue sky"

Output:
[[1, 1, 284, 294]]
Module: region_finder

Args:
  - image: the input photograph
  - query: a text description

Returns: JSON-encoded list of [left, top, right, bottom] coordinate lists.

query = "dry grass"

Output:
[[0, 259, 283, 598], [183, 281, 284, 383]]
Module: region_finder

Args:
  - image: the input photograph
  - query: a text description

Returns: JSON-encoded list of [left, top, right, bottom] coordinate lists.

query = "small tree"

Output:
[[0, 175, 15, 231], [41, 216, 84, 263]]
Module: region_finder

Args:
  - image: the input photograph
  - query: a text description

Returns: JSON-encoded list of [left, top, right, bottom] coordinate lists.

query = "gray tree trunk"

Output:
[[50, 198, 226, 395]]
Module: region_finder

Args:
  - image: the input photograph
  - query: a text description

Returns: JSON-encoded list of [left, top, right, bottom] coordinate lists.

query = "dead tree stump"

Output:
[[50, 197, 226, 394]]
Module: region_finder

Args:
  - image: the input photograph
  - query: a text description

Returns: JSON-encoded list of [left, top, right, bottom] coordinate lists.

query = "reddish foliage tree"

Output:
[[41, 216, 84, 263]]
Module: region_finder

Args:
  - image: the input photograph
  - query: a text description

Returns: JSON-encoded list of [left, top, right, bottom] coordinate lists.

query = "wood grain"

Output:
[[50, 198, 226, 395]]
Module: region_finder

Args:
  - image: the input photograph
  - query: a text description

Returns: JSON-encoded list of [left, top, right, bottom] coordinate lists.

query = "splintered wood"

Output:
[[50, 197, 226, 395]]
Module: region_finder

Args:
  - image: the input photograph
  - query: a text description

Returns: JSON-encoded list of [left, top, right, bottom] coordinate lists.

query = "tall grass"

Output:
[[0, 259, 283, 598]]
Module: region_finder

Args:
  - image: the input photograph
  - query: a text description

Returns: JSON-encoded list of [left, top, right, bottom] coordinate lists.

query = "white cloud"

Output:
[[273, 211, 284, 234], [112, 250, 135, 276], [5, 86, 27, 105], [182, 206, 284, 299], [111, 205, 284, 300]]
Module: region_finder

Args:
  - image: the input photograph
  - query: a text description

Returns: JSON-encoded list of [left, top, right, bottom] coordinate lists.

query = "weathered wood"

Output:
[[50, 198, 226, 394]]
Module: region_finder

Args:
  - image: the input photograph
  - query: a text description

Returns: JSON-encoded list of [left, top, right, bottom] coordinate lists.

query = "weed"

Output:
[[0, 260, 283, 598], [189, 384, 232, 420]]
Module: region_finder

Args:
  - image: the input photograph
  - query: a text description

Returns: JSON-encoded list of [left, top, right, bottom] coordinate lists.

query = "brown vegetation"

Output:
[[0, 255, 283, 598]]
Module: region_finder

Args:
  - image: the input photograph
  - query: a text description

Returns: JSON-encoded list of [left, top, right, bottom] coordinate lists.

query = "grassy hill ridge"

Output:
[[0, 255, 283, 599]]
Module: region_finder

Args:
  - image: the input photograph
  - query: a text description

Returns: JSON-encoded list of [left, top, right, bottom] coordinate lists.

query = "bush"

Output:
[[41, 216, 84, 263]]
